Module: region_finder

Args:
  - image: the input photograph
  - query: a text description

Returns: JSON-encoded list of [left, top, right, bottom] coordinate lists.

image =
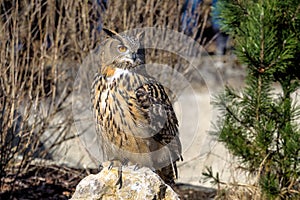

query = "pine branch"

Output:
[[210, 0, 300, 198]]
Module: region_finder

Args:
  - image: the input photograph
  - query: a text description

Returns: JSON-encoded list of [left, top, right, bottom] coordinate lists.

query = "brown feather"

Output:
[[91, 30, 182, 186]]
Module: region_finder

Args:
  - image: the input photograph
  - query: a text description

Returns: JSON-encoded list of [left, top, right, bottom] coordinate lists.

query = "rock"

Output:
[[71, 162, 179, 200], [173, 183, 217, 200]]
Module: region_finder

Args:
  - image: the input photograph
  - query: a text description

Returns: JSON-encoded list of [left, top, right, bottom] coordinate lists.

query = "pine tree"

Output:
[[206, 0, 300, 199]]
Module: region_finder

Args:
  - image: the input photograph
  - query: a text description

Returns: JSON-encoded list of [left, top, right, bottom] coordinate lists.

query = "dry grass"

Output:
[[0, 0, 104, 193], [215, 185, 261, 200]]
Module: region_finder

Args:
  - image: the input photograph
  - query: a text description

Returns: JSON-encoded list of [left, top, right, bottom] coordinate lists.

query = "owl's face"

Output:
[[100, 29, 145, 69]]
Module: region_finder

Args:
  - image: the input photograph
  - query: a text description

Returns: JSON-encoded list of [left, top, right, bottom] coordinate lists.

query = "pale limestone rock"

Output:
[[71, 162, 179, 200]]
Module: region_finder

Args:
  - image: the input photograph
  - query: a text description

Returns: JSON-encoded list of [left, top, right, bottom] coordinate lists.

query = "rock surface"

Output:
[[71, 162, 179, 200]]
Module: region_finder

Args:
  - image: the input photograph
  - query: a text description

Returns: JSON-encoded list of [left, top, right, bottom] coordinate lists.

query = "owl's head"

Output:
[[100, 28, 145, 69]]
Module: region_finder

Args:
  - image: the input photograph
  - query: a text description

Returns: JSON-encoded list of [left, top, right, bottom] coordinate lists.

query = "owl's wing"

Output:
[[126, 77, 182, 160]]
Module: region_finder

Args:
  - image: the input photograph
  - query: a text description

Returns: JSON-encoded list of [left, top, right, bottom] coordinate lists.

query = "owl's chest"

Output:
[[99, 69, 127, 106], [96, 68, 142, 114]]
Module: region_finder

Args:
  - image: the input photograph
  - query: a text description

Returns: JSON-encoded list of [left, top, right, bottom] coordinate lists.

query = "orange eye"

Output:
[[118, 45, 127, 52]]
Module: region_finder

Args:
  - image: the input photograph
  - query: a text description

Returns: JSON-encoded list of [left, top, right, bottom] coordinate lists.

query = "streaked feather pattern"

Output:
[[91, 28, 182, 186]]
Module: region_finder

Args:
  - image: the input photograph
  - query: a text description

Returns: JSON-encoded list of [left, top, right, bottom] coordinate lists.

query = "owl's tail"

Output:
[[156, 161, 178, 186]]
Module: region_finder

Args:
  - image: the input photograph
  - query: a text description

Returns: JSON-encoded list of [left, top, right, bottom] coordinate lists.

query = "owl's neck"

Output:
[[100, 65, 116, 77], [101, 63, 148, 77]]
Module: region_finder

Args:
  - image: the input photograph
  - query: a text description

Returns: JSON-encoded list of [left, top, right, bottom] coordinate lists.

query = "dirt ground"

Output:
[[1, 164, 217, 199]]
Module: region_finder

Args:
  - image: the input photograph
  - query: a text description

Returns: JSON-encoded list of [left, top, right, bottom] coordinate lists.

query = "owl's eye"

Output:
[[118, 45, 128, 52]]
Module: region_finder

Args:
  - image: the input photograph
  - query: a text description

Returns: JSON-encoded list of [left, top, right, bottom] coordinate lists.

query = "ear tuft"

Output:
[[102, 28, 124, 42], [102, 28, 118, 37], [136, 31, 145, 41]]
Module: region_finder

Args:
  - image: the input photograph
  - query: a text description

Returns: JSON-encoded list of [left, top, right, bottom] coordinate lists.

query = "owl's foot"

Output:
[[133, 163, 141, 171], [108, 159, 129, 170], [107, 159, 129, 189], [98, 163, 104, 172]]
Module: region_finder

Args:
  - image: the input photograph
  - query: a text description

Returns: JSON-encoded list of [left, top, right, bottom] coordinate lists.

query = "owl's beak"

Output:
[[132, 53, 137, 61], [121, 53, 137, 64]]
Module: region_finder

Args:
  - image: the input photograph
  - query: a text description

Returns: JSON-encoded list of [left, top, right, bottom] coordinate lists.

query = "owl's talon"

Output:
[[122, 158, 129, 166], [133, 164, 141, 171], [108, 159, 124, 169], [106, 160, 124, 188], [108, 161, 114, 170], [98, 163, 104, 172]]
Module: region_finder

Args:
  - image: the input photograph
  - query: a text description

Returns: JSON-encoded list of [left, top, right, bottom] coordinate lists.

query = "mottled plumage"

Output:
[[91, 28, 182, 186]]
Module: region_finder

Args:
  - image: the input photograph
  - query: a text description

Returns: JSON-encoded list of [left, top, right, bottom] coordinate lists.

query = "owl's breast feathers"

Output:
[[91, 65, 182, 161], [100, 64, 116, 77]]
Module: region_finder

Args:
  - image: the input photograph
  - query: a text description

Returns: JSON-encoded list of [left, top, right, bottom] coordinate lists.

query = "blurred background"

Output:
[[0, 0, 245, 199]]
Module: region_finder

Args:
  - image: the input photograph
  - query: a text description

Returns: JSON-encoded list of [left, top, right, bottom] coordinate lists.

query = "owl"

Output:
[[91, 28, 182, 187]]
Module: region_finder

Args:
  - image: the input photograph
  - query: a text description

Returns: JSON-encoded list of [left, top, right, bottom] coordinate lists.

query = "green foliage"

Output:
[[202, 166, 221, 185], [210, 0, 300, 198]]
